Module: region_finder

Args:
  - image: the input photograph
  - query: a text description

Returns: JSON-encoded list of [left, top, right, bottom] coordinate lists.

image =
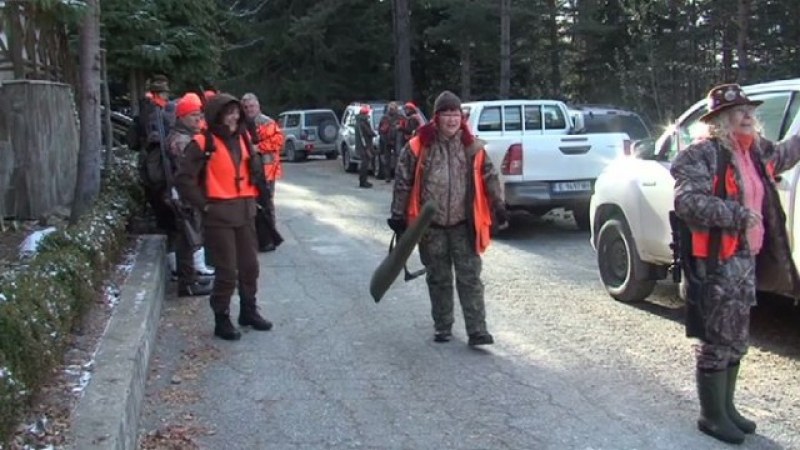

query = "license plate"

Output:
[[553, 180, 592, 193]]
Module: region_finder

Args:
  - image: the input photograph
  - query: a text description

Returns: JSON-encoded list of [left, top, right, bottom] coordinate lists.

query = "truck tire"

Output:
[[596, 217, 656, 303]]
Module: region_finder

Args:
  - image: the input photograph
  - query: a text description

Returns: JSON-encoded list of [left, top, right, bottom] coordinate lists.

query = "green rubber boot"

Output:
[[697, 369, 745, 444], [726, 363, 756, 434]]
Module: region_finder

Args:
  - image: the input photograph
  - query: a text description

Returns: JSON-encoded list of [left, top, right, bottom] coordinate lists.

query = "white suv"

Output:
[[589, 78, 800, 302]]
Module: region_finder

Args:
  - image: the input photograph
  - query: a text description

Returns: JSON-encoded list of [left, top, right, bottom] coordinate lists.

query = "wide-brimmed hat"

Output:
[[699, 83, 762, 123]]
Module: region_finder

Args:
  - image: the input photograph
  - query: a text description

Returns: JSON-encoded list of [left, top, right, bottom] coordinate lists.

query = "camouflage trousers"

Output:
[[418, 223, 487, 335], [695, 254, 756, 371]]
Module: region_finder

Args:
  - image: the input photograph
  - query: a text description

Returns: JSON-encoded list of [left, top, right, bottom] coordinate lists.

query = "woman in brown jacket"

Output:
[[176, 93, 272, 340]]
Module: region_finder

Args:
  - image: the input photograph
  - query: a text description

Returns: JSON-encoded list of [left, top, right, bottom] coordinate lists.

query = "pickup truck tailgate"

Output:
[[520, 133, 628, 182]]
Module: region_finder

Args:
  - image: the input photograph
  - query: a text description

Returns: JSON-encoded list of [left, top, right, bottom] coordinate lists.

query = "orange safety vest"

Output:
[[406, 136, 493, 254], [691, 159, 775, 259], [194, 133, 259, 200]]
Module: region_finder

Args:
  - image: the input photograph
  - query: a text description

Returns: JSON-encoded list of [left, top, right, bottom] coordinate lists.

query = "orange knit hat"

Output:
[[176, 93, 203, 118]]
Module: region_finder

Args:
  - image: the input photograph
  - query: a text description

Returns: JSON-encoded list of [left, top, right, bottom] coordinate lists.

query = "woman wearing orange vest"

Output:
[[672, 83, 800, 444], [175, 93, 272, 341], [388, 91, 507, 346]]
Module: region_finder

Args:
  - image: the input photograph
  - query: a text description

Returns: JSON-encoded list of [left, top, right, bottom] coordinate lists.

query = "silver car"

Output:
[[278, 109, 340, 162]]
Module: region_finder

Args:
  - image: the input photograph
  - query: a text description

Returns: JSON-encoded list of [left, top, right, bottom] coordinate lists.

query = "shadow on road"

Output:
[[621, 284, 800, 360]]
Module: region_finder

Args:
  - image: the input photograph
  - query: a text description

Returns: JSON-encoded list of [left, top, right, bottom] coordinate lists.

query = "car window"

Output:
[[751, 92, 793, 141], [304, 111, 337, 127], [543, 105, 567, 130], [582, 112, 650, 140], [665, 106, 709, 161], [524, 105, 541, 131], [477, 106, 502, 132], [343, 109, 355, 127], [783, 93, 800, 139], [371, 109, 384, 129], [503, 105, 522, 131], [284, 114, 301, 128]]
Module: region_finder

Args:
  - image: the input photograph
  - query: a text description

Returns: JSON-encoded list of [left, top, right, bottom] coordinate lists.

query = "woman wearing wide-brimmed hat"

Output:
[[671, 83, 800, 444]]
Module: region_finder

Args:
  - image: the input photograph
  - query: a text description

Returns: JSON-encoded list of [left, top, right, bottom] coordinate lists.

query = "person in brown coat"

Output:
[[175, 93, 272, 340]]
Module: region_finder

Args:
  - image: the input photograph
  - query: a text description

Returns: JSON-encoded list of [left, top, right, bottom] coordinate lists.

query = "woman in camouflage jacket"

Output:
[[671, 83, 800, 444]]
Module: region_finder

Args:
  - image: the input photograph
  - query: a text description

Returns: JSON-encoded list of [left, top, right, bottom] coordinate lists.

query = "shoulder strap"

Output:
[[707, 140, 730, 272]]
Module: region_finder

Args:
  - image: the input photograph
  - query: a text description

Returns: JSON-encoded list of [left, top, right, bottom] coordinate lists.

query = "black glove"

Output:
[[387, 217, 407, 236]]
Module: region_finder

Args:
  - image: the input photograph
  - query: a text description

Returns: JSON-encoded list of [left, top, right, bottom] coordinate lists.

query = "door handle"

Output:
[[641, 181, 656, 187]]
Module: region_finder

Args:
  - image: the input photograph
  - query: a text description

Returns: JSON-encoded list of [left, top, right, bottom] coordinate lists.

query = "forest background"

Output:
[[98, 0, 800, 131]]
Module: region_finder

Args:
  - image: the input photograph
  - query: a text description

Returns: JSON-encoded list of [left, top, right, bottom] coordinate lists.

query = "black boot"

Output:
[[433, 329, 452, 343], [696, 369, 745, 444], [178, 279, 212, 297], [359, 181, 373, 188], [238, 304, 273, 331], [214, 313, 241, 341], [726, 363, 757, 434], [468, 332, 494, 346]]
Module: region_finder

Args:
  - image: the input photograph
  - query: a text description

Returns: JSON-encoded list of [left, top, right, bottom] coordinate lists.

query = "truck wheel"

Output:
[[286, 142, 300, 162], [596, 218, 656, 303]]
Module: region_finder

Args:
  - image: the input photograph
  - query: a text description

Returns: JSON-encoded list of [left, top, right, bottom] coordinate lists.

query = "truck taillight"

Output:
[[501, 144, 523, 175], [623, 139, 632, 156]]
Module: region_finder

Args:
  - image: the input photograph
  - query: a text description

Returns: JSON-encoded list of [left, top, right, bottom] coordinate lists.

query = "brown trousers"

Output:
[[204, 222, 260, 314]]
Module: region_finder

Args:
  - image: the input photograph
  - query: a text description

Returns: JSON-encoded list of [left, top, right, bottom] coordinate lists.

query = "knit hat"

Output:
[[433, 90, 461, 113], [204, 90, 218, 101], [359, 104, 370, 114], [148, 75, 169, 93], [176, 93, 203, 118], [405, 102, 416, 111]]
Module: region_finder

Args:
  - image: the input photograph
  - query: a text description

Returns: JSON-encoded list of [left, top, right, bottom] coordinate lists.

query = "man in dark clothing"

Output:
[[403, 102, 424, 143], [378, 102, 404, 182], [175, 93, 272, 341], [356, 104, 377, 188]]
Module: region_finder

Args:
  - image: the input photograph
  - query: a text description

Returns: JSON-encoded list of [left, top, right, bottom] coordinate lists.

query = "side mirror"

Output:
[[632, 138, 656, 159], [569, 112, 585, 134]]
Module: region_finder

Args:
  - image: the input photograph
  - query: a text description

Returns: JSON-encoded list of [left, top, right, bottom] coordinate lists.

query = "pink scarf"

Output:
[[732, 133, 764, 255]]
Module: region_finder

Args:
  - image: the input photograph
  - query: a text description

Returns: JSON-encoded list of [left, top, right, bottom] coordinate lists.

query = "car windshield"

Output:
[[304, 111, 337, 127], [582, 113, 650, 140], [371, 109, 385, 128]]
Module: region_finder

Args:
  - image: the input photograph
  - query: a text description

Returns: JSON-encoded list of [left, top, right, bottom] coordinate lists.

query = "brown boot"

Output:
[[238, 303, 273, 331], [214, 314, 241, 341]]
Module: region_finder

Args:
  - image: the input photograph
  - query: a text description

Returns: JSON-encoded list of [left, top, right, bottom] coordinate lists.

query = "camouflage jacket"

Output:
[[391, 123, 504, 228], [671, 135, 800, 296]]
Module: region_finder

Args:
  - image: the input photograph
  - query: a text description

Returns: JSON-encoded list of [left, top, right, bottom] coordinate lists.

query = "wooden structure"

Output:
[[0, 1, 76, 84], [0, 80, 79, 219]]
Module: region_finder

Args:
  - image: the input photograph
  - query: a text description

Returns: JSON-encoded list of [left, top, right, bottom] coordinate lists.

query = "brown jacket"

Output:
[[175, 93, 258, 228]]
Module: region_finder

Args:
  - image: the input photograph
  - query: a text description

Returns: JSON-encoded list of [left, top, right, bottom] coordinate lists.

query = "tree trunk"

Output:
[[735, 0, 751, 83], [499, 0, 511, 98], [392, 0, 413, 100], [547, 0, 561, 97], [460, 42, 472, 101], [70, 0, 102, 225], [102, 49, 114, 179]]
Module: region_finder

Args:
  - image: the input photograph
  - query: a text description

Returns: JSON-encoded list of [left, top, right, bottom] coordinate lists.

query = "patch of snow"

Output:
[[0, 293, 6, 303], [18, 227, 57, 258]]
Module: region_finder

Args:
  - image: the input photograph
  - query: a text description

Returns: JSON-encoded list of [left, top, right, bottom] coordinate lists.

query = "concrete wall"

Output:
[[0, 80, 79, 219]]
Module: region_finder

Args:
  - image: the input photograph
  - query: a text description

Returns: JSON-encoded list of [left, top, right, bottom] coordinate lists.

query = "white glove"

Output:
[[170, 187, 179, 201]]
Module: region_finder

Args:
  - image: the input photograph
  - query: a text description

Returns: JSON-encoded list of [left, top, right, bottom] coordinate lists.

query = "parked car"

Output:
[[589, 78, 800, 302], [461, 99, 631, 230], [277, 109, 340, 162], [337, 101, 427, 173], [568, 104, 652, 141]]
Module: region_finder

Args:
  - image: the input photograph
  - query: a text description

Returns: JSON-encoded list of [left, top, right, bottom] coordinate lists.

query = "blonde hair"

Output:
[[707, 108, 763, 150]]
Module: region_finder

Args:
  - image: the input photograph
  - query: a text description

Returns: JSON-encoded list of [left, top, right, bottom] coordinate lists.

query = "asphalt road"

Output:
[[139, 157, 800, 450]]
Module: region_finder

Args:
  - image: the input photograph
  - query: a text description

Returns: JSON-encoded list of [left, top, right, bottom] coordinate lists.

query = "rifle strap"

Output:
[[707, 140, 730, 274], [388, 233, 426, 281]]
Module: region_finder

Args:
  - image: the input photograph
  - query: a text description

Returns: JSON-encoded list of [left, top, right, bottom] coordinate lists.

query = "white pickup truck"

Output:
[[461, 100, 632, 229]]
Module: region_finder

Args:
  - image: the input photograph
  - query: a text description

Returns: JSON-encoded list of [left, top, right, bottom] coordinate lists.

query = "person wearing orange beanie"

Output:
[[163, 92, 213, 297]]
